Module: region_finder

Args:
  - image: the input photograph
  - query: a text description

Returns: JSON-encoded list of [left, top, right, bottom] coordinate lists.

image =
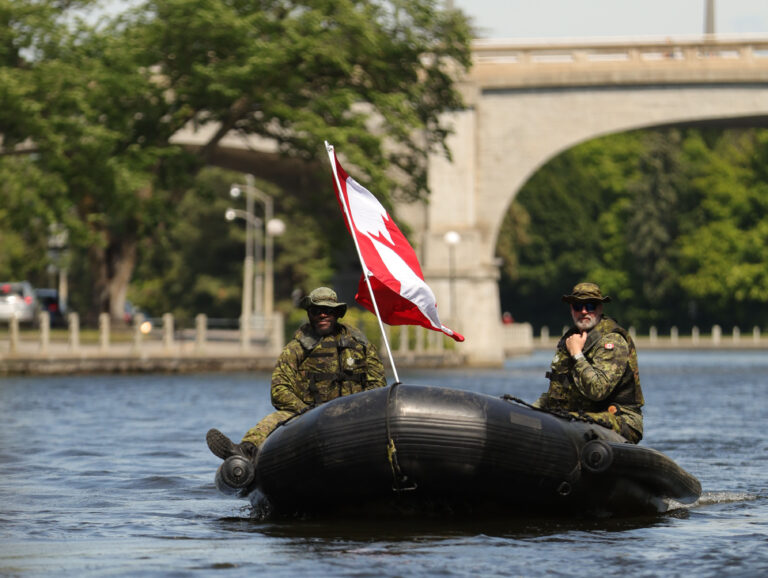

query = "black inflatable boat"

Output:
[[215, 384, 701, 518]]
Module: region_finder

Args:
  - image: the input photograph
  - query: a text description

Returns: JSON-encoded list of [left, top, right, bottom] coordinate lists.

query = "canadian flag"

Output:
[[327, 145, 464, 342]]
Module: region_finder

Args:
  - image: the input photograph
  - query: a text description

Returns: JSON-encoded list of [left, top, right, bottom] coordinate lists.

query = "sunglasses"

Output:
[[571, 302, 598, 312], [308, 306, 339, 317]]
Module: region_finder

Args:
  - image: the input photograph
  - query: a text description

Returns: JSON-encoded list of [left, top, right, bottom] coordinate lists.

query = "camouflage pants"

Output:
[[241, 410, 295, 447], [572, 410, 642, 444]]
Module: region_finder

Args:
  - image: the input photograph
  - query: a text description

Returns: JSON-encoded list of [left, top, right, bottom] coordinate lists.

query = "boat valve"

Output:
[[581, 439, 614, 474]]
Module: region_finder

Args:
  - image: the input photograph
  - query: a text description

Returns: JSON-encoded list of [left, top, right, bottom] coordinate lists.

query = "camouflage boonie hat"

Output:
[[561, 282, 611, 304], [300, 287, 347, 316]]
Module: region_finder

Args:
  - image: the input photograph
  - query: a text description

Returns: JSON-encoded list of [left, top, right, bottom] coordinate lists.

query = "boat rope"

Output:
[[385, 382, 417, 492], [500, 394, 613, 430]]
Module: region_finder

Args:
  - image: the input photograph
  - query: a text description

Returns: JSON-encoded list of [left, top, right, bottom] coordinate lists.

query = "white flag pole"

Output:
[[325, 142, 400, 384]]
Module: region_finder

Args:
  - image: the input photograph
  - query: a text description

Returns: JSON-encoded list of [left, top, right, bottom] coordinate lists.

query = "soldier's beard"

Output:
[[574, 314, 600, 332]]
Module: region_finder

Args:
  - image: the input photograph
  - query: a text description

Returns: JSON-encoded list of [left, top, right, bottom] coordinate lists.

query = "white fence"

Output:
[[0, 311, 284, 359], [537, 324, 766, 349]]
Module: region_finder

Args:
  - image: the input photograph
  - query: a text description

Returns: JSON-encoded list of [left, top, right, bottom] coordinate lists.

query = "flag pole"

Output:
[[325, 142, 401, 384]]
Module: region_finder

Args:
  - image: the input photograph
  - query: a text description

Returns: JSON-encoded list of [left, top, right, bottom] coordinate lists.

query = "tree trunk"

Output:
[[90, 233, 138, 325]]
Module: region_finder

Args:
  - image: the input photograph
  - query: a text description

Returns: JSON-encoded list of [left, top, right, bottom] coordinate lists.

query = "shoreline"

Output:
[[2, 340, 764, 376]]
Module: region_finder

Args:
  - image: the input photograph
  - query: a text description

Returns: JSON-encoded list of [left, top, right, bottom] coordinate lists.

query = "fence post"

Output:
[[268, 312, 285, 356], [670, 326, 678, 345], [436, 331, 445, 353], [712, 325, 721, 346], [39, 311, 50, 355], [163, 313, 174, 352], [398, 326, 409, 354], [99, 313, 110, 352], [9, 317, 19, 354], [415, 327, 425, 353], [240, 316, 250, 351], [692, 326, 700, 345], [754, 326, 761, 344], [540, 326, 550, 347], [649, 326, 657, 344], [132, 313, 145, 355], [68, 312, 80, 352], [732, 326, 740, 344], [195, 314, 207, 352]]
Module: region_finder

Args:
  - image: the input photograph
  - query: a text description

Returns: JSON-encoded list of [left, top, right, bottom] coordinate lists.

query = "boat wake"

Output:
[[666, 490, 758, 512]]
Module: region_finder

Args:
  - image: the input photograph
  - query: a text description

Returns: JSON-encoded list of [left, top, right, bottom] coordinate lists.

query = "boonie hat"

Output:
[[561, 282, 611, 304], [300, 287, 347, 317]]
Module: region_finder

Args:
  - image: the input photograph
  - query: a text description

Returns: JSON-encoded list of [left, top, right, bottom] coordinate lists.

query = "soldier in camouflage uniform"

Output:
[[207, 287, 387, 462], [533, 282, 644, 443]]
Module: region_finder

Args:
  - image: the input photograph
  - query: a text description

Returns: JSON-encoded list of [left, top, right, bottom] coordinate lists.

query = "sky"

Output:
[[450, 0, 768, 40], [97, 1, 768, 39]]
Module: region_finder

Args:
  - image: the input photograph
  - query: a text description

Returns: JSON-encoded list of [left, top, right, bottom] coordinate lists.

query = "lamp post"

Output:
[[264, 217, 286, 316], [229, 175, 286, 324], [229, 175, 257, 331], [224, 207, 262, 317], [443, 231, 461, 323]]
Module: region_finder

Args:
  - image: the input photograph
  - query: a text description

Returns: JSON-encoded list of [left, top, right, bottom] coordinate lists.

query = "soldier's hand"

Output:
[[565, 331, 588, 357]]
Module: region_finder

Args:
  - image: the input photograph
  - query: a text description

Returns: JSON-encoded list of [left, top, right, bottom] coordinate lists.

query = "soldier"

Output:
[[533, 282, 644, 443], [207, 286, 387, 461]]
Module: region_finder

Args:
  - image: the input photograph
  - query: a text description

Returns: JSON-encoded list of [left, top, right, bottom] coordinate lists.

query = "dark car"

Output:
[[0, 281, 39, 325], [34, 288, 67, 327]]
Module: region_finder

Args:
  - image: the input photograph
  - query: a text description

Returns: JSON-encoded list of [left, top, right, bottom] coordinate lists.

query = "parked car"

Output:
[[34, 288, 67, 327], [0, 281, 39, 325]]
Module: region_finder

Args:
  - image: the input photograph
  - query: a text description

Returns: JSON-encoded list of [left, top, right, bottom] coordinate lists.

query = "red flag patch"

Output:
[[604, 343, 615, 350]]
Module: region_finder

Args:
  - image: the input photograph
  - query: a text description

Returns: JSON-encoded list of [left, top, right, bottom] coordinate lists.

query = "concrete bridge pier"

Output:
[[399, 108, 506, 366]]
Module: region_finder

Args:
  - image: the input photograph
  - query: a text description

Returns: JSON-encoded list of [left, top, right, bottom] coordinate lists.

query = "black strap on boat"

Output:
[[501, 394, 613, 429], [501, 394, 537, 409], [385, 381, 417, 492]]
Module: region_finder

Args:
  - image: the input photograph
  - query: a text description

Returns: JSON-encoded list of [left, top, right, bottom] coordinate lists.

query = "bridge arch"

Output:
[[400, 36, 768, 365]]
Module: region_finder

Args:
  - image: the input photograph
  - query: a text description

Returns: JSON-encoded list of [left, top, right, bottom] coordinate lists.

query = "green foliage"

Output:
[[676, 129, 768, 322], [498, 127, 768, 332], [0, 0, 472, 323], [498, 133, 644, 329]]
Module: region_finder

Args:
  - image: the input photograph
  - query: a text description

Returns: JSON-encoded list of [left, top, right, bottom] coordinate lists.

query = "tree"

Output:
[[497, 127, 768, 332], [621, 130, 687, 329], [497, 133, 644, 330], [676, 129, 768, 328], [1, 0, 472, 322]]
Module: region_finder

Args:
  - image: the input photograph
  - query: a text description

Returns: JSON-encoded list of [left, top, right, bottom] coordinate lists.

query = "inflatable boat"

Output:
[[214, 383, 701, 518]]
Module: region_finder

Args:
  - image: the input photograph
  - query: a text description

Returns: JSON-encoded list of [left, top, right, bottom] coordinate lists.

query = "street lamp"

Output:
[[225, 206, 263, 323], [228, 175, 286, 325], [443, 231, 461, 322]]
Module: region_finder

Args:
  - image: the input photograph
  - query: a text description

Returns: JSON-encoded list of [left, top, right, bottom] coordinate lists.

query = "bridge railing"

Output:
[[472, 35, 768, 66]]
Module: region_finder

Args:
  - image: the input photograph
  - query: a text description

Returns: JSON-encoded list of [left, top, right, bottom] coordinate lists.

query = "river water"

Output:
[[1, 350, 766, 577]]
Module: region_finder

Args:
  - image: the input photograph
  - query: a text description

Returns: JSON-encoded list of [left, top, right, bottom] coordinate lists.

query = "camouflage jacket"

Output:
[[270, 322, 387, 413], [537, 317, 644, 416]]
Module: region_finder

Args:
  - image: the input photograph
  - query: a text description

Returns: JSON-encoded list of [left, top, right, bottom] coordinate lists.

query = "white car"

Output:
[[0, 281, 39, 325]]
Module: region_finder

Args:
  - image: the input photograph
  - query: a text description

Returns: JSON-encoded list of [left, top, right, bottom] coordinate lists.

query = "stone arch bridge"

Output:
[[176, 35, 768, 366]]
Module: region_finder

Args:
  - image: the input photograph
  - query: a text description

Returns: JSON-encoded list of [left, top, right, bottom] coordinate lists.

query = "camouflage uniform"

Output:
[[534, 316, 644, 443], [241, 322, 387, 446]]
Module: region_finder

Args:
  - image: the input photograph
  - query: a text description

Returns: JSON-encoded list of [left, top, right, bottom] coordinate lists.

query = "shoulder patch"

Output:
[[604, 343, 615, 350]]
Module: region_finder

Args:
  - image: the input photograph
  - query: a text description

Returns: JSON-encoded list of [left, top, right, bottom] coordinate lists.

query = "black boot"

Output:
[[206, 428, 257, 461]]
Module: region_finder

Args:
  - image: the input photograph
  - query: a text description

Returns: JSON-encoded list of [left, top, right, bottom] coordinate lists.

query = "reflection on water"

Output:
[[0, 350, 767, 577]]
